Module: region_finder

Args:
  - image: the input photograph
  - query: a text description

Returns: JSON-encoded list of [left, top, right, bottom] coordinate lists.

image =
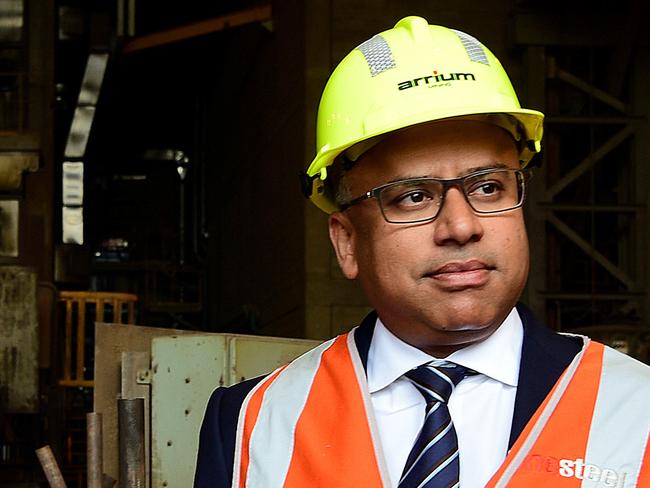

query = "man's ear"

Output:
[[328, 212, 359, 279]]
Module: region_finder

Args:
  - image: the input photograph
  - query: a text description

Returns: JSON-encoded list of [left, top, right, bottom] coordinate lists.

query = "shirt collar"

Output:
[[366, 307, 523, 393]]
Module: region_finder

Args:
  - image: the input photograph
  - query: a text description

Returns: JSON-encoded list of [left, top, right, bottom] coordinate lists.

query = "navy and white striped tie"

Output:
[[398, 361, 475, 488]]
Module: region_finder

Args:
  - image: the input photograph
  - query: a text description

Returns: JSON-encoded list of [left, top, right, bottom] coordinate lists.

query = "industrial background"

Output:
[[0, 0, 648, 485]]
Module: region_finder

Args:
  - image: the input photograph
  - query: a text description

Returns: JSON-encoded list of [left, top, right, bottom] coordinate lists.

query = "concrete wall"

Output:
[[0, 266, 38, 413]]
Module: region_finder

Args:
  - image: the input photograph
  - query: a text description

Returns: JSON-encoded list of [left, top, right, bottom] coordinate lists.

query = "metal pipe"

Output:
[[87, 413, 103, 488], [178, 161, 186, 266], [122, 5, 272, 53], [118, 398, 145, 487], [35, 445, 67, 488], [127, 0, 135, 36], [116, 0, 124, 37]]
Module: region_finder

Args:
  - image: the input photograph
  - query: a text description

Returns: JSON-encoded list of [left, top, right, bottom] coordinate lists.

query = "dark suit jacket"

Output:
[[194, 304, 582, 487]]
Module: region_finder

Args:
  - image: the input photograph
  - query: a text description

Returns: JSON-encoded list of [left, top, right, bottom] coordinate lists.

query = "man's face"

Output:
[[328, 120, 530, 356]]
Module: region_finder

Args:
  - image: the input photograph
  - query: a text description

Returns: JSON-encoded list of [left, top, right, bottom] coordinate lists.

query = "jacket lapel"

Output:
[[509, 303, 582, 448], [353, 311, 377, 370]]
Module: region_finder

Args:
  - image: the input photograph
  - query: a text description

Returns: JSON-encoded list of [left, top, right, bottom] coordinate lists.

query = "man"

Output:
[[195, 16, 650, 487]]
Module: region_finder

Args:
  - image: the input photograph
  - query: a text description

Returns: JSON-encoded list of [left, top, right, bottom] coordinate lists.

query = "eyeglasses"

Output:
[[340, 168, 530, 224]]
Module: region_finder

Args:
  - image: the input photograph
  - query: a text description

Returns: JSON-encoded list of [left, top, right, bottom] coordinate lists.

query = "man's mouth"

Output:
[[426, 260, 494, 288]]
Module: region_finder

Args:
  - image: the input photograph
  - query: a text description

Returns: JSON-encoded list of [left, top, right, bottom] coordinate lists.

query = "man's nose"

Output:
[[432, 187, 484, 246]]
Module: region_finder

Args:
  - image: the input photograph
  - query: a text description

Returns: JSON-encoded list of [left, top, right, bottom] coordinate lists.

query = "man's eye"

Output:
[[396, 191, 432, 206], [469, 181, 503, 196]]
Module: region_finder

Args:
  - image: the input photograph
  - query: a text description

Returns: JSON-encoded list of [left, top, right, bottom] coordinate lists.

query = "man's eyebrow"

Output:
[[383, 162, 512, 184], [384, 174, 430, 184], [462, 162, 511, 174]]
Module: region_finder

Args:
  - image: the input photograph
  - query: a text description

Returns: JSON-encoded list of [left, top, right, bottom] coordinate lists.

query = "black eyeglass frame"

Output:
[[339, 167, 532, 224]]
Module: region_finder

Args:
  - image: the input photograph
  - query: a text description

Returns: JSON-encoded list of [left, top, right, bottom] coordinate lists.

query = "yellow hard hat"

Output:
[[302, 16, 545, 213]]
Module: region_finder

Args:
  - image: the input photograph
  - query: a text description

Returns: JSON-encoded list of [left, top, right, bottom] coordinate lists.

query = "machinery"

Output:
[[88, 322, 319, 487]]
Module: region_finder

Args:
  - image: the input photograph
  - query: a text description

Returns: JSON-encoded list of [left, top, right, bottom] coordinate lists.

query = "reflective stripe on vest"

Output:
[[487, 339, 650, 487], [232, 332, 650, 487]]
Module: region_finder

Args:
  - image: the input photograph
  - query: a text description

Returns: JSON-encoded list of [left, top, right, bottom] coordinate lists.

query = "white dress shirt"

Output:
[[366, 308, 523, 488]]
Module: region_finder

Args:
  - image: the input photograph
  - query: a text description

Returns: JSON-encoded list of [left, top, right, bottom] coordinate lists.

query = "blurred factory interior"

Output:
[[0, 0, 649, 485]]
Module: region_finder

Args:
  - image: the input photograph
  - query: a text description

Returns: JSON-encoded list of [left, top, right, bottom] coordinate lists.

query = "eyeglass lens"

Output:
[[378, 170, 524, 223]]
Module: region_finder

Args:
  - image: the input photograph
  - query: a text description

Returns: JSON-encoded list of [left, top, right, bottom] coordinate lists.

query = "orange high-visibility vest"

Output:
[[232, 330, 650, 487]]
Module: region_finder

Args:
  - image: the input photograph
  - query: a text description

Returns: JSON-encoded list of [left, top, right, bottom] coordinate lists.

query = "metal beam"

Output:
[[547, 213, 635, 290], [123, 5, 272, 54], [545, 125, 634, 199], [549, 62, 627, 113]]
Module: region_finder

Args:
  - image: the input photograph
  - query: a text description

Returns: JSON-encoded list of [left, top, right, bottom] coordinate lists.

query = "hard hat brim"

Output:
[[307, 108, 544, 214]]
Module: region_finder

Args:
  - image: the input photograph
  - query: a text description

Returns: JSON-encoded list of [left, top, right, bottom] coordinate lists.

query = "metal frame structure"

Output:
[[516, 11, 649, 333]]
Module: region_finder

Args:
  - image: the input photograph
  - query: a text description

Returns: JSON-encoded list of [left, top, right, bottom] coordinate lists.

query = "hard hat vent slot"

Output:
[[355, 35, 396, 77], [451, 29, 490, 66]]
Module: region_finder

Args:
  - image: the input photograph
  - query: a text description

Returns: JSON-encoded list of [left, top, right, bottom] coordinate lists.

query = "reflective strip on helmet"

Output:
[[356, 35, 396, 77], [239, 338, 336, 487], [582, 346, 650, 486], [451, 29, 490, 66]]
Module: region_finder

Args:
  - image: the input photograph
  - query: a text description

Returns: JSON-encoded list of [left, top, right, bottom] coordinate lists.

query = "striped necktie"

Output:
[[398, 361, 475, 488]]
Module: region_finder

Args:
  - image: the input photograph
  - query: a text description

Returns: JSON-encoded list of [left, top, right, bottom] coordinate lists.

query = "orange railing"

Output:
[[58, 291, 138, 388]]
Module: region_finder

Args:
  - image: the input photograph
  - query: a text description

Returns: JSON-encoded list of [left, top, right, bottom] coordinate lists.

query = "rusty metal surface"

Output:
[[87, 412, 103, 488], [119, 398, 146, 487], [0, 266, 38, 413], [93, 322, 194, 484], [35, 445, 67, 488]]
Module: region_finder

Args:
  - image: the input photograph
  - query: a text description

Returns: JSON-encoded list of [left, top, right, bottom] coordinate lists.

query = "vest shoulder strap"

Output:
[[232, 331, 390, 488]]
